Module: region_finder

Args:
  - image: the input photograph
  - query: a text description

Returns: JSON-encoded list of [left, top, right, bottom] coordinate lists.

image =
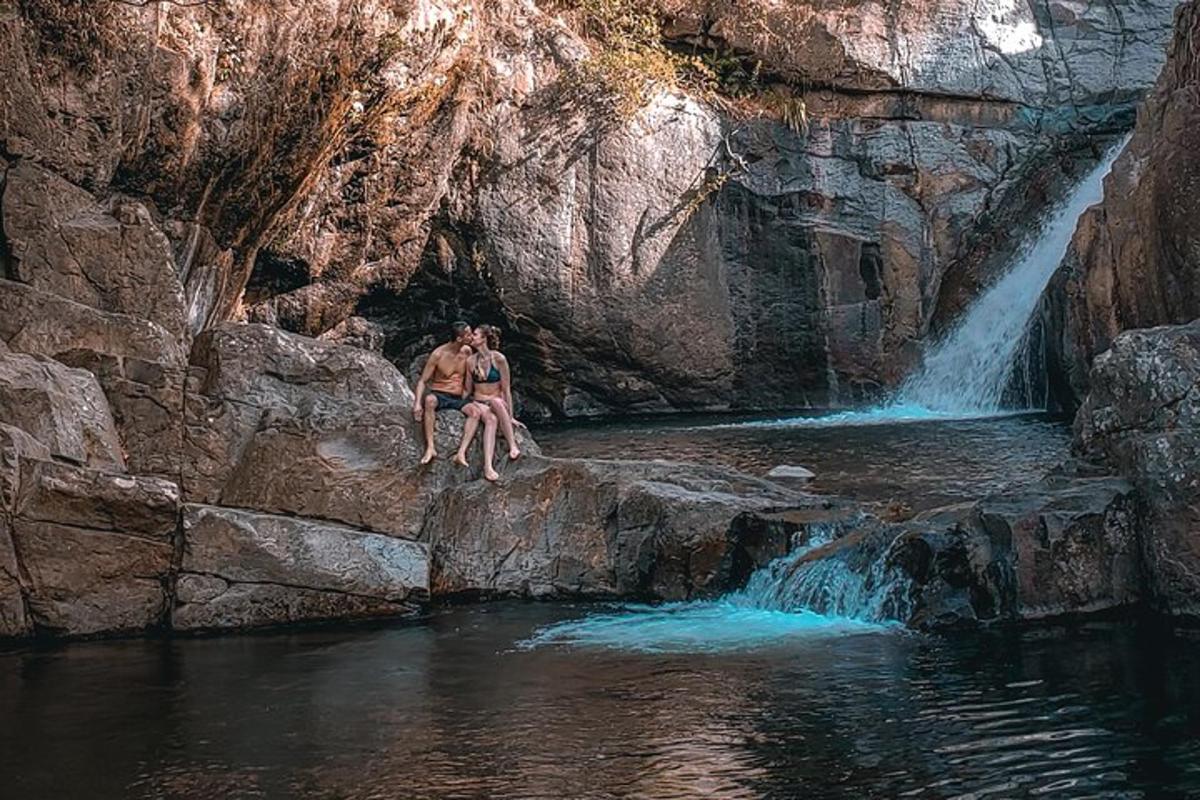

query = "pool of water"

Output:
[[535, 411, 1072, 511], [4, 603, 1199, 799]]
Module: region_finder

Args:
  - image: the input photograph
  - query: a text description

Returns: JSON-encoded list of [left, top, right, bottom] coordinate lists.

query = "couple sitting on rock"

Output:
[[412, 321, 522, 481]]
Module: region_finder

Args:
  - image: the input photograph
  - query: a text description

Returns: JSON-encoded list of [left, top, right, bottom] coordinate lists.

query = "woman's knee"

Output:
[[483, 410, 498, 427]]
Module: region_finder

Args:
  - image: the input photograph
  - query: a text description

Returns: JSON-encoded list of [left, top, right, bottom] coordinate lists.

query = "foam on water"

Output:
[[518, 601, 887, 654]]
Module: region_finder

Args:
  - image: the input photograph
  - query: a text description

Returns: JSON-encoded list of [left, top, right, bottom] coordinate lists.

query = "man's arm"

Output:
[[462, 354, 474, 399], [412, 353, 437, 421], [459, 346, 473, 398]]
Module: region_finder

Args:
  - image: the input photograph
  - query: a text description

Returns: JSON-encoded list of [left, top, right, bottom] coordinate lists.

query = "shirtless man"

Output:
[[412, 321, 495, 465]]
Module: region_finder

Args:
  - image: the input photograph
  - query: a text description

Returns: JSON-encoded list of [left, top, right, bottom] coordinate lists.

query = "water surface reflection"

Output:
[[535, 412, 1071, 511], [3, 605, 1199, 799]]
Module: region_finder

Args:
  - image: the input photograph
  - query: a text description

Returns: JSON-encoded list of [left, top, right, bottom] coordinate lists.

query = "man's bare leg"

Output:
[[488, 397, 522, 461], [419, 394, 438, 464], [481, 410, 500, 482], [454, 404, 484, 467]]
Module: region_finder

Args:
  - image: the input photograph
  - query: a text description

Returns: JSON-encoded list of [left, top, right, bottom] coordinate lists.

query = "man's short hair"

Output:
[[449, 320, 471, 341]]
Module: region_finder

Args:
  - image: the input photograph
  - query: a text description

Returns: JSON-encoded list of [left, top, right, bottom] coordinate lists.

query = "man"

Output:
[[412, 321, 492, 464]]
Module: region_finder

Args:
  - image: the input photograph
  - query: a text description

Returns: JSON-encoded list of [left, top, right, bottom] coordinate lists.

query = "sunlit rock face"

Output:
[[292, 0, 1181, 415], [0, 0, 480, 331], [0, 0, 1184, 417], [1047, 0, 1200, 406]]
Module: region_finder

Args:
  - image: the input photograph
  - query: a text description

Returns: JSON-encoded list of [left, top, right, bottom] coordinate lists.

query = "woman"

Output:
[[453, 324, 522, 481]]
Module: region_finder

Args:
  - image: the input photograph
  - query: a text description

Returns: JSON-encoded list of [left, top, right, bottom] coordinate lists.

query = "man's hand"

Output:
[[412, 402, 424, 422]]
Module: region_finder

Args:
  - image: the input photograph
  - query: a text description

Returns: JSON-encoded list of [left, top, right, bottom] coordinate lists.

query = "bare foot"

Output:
[[419, 448, 437, 465], [483, 467, 500, 482], [452, 453, 469, 468], [508, 447, 521, 461]]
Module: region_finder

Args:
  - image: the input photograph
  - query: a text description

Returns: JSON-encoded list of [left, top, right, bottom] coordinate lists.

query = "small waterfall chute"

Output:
[[895, 137, 1131, 415]]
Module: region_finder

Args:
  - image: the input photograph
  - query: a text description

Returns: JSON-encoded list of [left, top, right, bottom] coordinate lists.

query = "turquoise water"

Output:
[[692, 402, 1010, 430], [520, 601, 893, 654]]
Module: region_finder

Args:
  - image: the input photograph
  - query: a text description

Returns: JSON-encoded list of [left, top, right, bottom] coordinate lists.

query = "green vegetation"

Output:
[[552, 0, 807, 133], [553, 0, 711, 121]]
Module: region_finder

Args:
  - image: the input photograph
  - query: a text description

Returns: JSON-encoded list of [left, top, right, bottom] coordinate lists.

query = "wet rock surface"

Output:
[[778, 474, 1141, 630]]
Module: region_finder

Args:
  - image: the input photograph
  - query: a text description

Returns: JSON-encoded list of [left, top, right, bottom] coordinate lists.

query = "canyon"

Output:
[[0, 0, 1197, 641]]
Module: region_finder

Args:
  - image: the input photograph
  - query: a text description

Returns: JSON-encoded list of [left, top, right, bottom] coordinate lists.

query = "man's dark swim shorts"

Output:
[[431, 391, 469, 412]]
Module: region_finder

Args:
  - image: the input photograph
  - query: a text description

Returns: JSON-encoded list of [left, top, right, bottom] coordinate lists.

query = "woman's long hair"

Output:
[[476, 324, 501, 350]]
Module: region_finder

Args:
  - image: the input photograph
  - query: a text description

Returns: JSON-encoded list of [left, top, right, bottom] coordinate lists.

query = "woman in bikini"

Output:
[[453, 324, 522, 481]]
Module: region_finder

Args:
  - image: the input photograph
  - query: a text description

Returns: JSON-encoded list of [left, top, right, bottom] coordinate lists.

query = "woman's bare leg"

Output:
[[488, 397, 521, 460], [454, 404, 485, 467], [481, 409, 500, 482]]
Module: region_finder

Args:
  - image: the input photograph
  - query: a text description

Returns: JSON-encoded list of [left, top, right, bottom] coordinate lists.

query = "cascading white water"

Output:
[[520, 524, 907, 653], [734, 536, 911, 623], [896, 137, 1131, 415]]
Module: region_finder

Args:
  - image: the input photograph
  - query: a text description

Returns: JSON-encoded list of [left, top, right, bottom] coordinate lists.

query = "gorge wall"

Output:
[[1047, 0, 1200, 406], [1, 0, 1198, 640], [243, 0, 1185, 416]]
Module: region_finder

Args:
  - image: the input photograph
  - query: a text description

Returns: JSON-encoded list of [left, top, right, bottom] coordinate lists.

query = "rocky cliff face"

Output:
[[1, 1, 1182, 417], [251, 0, 1183, 416], [1075, 322, 1200, 616], [0, 0, 1196, 639], [1048, 0, 1200, 405]]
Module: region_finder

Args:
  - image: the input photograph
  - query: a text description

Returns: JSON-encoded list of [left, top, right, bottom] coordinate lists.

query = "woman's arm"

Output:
[[499, 354, 522, 427], [463, 354, 475, 399]]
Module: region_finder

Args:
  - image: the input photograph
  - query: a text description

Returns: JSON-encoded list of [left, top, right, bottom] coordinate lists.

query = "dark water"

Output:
[[535, 412, 1072, 511], [3, 604, 1200, 799]]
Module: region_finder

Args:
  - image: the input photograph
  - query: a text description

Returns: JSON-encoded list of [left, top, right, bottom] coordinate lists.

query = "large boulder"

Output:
[[2, 160, 187, 338], [421, 456, 823, 599], [0, 279, 186, 478], [182, 323, 538, 535], [0, 349, 124, 471], [7, 459, 179, 636], [173, 505, 429, 631], [761, 475, 1140, 629], [1075, 322, 1200, 615]]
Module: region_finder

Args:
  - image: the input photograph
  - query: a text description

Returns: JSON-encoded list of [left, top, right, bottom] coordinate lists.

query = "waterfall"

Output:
[[730, 524, 911, 623], [896, 136, 1130, 415], [520, 524, 908, 653]]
